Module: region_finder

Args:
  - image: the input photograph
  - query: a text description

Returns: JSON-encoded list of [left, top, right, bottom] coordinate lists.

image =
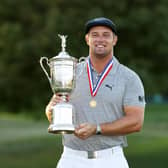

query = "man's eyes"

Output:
[[91, 33, 111, 38], [91, 34, 98, 37], [103, 33, 111, 37]]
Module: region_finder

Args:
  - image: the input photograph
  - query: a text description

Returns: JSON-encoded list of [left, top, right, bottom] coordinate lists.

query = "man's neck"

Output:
[[90, 55, 113, 74]]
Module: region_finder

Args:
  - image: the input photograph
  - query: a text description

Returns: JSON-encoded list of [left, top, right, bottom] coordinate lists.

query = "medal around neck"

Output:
[[40, 34, 78, 134], [89, 99, 97, 108], [87, 58, 113, 109]]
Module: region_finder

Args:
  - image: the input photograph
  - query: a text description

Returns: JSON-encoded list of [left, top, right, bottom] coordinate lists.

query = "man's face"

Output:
[[85, 26, 117, 59]]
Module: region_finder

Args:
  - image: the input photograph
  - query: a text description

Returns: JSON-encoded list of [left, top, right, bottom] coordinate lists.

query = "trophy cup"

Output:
[[40, 34, 77, 134]]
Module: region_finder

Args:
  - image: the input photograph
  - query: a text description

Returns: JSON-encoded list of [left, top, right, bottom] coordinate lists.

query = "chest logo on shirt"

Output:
[[105, 84, 114, 91]]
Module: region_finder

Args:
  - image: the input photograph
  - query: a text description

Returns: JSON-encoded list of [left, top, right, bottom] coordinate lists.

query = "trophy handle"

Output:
[[79, 57, 86, 63], [40, 57, 52, 85]]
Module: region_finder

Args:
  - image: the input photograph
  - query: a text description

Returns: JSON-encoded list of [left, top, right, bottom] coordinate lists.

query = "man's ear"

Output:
[[85, 34, 89, 46], [113, 35, 118, 46]]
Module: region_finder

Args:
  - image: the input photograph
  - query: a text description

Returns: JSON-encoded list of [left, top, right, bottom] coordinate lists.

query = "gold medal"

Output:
[[89, 99, 97, 108]]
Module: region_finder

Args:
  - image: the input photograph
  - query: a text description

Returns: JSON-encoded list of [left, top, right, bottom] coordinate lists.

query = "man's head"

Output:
[[85, 17, 118, 59]]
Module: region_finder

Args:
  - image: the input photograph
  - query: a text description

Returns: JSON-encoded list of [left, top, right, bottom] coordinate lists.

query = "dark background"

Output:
[[0, 0, 168, 116]]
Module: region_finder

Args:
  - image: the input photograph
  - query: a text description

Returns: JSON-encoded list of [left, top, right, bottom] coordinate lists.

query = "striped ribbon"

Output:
[[87, 58, 113, 97]]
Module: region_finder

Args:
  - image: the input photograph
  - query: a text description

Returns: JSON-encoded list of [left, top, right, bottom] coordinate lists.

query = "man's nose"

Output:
[[96, 36, 104, 41]]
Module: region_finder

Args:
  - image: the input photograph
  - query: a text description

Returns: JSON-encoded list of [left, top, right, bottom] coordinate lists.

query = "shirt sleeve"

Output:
[[123, 73, 146, 107]]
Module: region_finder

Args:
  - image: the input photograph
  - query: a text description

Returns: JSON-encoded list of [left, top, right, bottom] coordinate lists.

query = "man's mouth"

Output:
[[96, 44, 106, 48]]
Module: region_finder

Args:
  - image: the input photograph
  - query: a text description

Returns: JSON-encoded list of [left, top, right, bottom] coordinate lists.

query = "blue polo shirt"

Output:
[[63, 56, 146, 151]]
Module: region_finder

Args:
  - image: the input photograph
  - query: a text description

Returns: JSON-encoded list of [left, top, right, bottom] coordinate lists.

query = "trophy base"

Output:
[[48, 124, 75, 134]]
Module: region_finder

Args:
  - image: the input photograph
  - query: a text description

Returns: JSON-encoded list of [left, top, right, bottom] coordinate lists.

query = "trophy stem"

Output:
[[61, 95, 67, 102]]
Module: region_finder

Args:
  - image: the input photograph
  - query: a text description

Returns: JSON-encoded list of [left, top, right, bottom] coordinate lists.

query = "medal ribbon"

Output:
[[87, 58, 113, 97]]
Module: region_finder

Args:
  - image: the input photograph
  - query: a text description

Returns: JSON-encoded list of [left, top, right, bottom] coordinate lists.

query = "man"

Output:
[[46, 17, 146, 168]]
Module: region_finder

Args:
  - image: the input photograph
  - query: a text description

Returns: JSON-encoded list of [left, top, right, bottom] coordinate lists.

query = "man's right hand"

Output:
[[45, 94, 62, 122]]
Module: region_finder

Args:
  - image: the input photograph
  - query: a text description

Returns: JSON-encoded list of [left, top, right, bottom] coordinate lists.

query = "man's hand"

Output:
[[45, 94, 62, 122], [75, 123, 97, 140]]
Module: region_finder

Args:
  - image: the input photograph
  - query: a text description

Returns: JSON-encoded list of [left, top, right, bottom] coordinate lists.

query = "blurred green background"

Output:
[[1, 104, 168, 167], [0, 0, 168, 167]]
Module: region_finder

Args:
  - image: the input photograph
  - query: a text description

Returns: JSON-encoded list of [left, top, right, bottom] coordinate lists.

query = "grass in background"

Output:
[[126, 103, 168, 167], [0, 115, 62, 168], [0, 104, 168, 168]]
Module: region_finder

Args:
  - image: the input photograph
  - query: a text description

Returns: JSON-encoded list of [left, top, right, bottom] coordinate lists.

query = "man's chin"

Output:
[[95, 53, 108, 59]]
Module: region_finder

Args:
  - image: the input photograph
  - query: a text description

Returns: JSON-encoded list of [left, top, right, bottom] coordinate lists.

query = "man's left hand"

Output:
[[74, 123, 97, 140]]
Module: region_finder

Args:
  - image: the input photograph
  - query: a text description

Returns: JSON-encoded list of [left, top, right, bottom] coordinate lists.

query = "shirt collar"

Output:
[[109, 56, 120, 75], [83, 55, 120, 75]]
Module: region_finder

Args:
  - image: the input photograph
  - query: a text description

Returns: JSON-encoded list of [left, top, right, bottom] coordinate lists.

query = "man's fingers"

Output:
[[74, 123, 97, 140], [45, 94, 69, 123]]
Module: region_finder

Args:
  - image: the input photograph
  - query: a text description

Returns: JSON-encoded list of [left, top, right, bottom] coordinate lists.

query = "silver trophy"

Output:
[[40, 35, 77, 134]]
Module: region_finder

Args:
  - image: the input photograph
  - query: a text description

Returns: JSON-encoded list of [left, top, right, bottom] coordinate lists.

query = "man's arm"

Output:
[[75, 106, 144, 139], [100, 106, 145, 135]]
